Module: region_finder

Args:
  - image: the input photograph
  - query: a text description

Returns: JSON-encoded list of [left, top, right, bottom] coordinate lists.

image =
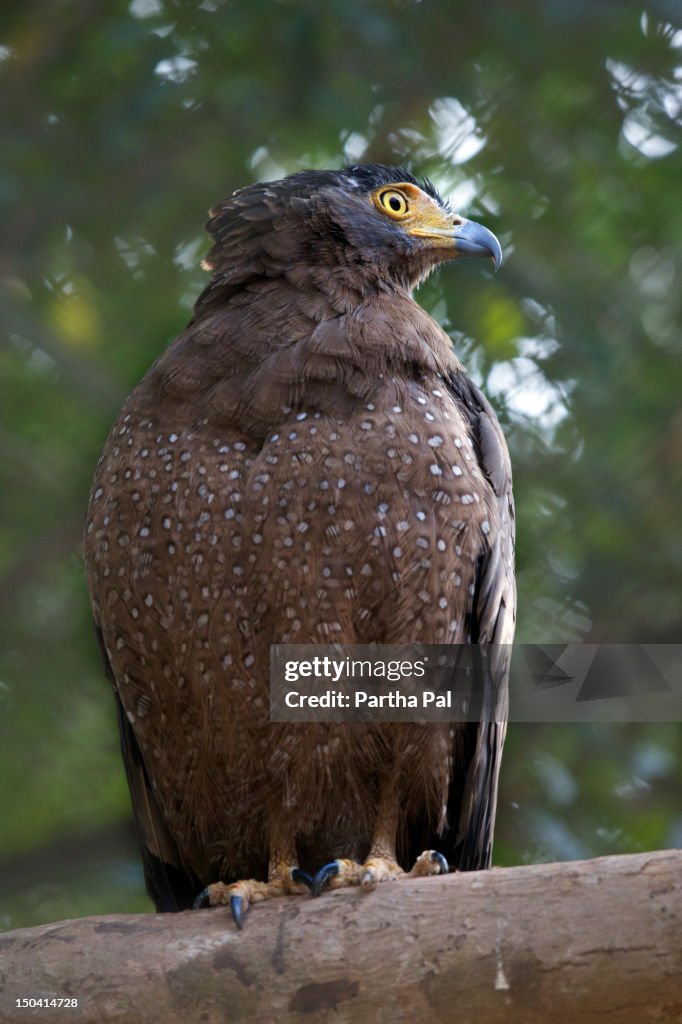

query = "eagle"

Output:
[[84, 164, 515, 928]]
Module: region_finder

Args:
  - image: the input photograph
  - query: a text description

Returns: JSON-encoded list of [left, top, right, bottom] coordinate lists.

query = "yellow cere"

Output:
[[370, 182, 459, 250]]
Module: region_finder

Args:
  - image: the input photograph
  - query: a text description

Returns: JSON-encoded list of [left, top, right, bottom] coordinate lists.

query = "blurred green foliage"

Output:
[[1, 0, 680, 930]]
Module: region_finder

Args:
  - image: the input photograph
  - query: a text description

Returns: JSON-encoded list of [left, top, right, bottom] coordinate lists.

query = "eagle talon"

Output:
[[431, 851, 449, 874], [192, 886, 211, 910], [361, 868, 377, 890], [230, 894, 245, 929], [311, 861, 340, 898], [291, 867, 314, 890]]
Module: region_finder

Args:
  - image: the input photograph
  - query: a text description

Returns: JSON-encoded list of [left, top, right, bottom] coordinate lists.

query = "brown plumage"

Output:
[[84, 165, 515, 922]]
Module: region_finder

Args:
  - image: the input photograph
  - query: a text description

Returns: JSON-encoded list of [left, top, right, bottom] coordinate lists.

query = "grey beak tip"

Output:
[[452, 219, 503, 271]]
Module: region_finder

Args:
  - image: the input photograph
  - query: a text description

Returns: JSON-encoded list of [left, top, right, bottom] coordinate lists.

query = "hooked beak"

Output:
[[450, 218, 502, 270]]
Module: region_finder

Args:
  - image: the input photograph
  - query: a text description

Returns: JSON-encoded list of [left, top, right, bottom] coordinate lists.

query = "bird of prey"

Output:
[[84, 164, 515, 927]]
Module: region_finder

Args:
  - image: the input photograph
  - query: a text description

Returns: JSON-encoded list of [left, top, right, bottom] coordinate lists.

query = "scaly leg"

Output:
[[193, 834, 312, 929], [311, 778, 447, 896]]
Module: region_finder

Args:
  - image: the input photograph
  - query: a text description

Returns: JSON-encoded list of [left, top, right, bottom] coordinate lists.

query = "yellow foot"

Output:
[[360, 855, 405, 891], [193, 865, 312, 928], [312, 850, 448, 896], [408, 849, 450, 878]]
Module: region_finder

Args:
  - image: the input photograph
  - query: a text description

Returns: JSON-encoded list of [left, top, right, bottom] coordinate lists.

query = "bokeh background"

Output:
[[1, 0, 681, 930]]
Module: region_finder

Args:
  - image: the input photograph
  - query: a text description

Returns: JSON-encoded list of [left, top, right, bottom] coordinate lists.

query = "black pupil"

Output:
[[389, 195, 402, 212]]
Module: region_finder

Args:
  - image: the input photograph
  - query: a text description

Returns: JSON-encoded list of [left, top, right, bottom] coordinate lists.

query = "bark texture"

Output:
[[1, 850, 681, 1024]]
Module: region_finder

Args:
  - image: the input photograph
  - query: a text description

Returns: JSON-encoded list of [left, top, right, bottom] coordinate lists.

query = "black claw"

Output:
[[193, 886, 211, 909], [291, 868, 314, 891], [230, 894, 244, 929], [311, 861, 339, 898], [431, 851, 449, 874]]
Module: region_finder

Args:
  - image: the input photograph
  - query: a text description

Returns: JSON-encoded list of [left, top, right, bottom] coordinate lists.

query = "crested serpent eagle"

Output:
[[84, 164, 515, 927]]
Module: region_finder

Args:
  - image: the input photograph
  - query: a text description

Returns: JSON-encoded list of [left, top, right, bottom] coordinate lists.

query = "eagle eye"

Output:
[[376, 188, 409, 219]]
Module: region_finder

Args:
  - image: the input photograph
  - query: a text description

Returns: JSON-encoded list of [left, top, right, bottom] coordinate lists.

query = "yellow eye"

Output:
[[378, 189, 409, 218]]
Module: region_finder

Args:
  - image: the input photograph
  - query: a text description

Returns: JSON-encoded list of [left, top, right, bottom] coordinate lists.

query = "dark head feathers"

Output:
[[200, 164, 448, 298], [227, 163, 445, 207], [342, 164, 443, 205]]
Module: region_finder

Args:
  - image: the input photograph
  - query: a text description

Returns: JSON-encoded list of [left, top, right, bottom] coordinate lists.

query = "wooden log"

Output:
[[1, 850, 680, 1023]]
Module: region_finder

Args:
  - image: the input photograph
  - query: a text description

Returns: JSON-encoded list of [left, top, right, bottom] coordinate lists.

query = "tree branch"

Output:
[[1, 851, 680, 1023]]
